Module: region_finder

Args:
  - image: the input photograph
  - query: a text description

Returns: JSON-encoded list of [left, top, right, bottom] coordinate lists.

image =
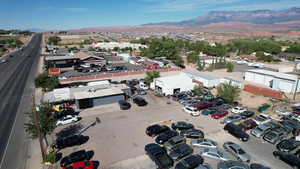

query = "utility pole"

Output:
[[32, 96, 47, 160], [293, 78, 299, 101]]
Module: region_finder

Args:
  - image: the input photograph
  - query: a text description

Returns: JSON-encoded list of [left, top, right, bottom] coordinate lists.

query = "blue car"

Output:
[[201, 109, 215, 115]]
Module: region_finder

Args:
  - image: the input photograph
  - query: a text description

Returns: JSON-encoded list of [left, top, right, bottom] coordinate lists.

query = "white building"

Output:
[[245, 69, 300, 93], [151, 73, 195, 96], [183, 70, 221, 88], [94, 42, 147, 50]]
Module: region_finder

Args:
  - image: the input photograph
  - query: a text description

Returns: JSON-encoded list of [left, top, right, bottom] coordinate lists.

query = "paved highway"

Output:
[[0, 34, 42, 169]]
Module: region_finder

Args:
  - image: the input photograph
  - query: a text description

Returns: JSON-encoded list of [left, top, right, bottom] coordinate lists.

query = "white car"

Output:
[[236, 60, 248, 65], [231, 107, 247, 114], [252, 113, 272, 125], [291, 114, 300, 123], [253, 63, 264, 68], [201, 148, 231, 161], [56, 115, 81, 126], [182, 106, 201, 116], [191, 138, 218, 149]]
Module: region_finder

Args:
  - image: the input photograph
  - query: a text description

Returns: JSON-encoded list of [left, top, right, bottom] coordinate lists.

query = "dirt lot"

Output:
[[54, 92, 292, 169]]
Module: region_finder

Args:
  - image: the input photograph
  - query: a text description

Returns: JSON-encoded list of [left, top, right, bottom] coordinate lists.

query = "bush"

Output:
[[217, 82, 240, 103], [35, 73, 59, 91], [44, 152, 56, 164], [226, 62, 234, 72]]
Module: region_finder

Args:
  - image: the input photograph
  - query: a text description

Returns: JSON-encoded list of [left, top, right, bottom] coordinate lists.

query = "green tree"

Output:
[[113, 47, 120, 51], [144, 71, 160, 84], [256, 51, 273, 62], [35, 73, 59, 91], [47, 36, 61, 45], [187, 51, 199, 63], [226, 62, 234, 72], [193, 85, 204, 96], [286, 43, 300, 54], [217, 82, 240, 103], [25, 103, 56, 146]]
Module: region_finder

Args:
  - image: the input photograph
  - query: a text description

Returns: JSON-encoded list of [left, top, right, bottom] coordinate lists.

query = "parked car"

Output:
[[250, 163, 271, 169], [169, 143, 193, 161], [155, 130, 178, 144], [54, 135, 89, 149], [263, 127, 290, 144], [55, 108, 79, 119], [191, 138, 218, 149], [251, 123, 272, 138], [217, 160, 250, 169], [252, 114, 272, 125], [133, 96, 147, 106], [175, 154, 204, 169], [222, 114, 242, 124], [60, 150, 94, 167], [56, 115, 81, 126], [180, 128, 204, 139], [137, 88, 147, 95], [280, 119, 300, 132], [145, 143, 174, 169], [118, 100, 131, 110], [201, 148, 231, 161], [231, 107, 247, 114], [195, 163, 213, 169], [171, 121, 194, 131], [146, 124, 170, 137], [201, 108, 216, 115], [63, 160, 99, 169], [182, 106, 201, 116], [240, 111, 255, 119], [238, 119, 257, 131], [276, 138, 300, 152], [224, 123, 249, 142], [179, 98, 193, 104], [193, 101, 213, 110], [275, 108, 291, 116], [164, 136, 186, 151], [223, 141, 251, 162], [211, 109, 229, 119], [273, 151, 300, 168]]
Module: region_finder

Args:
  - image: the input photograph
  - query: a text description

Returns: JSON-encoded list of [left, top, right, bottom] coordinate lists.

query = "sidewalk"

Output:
[[25, 35, 48, 169]]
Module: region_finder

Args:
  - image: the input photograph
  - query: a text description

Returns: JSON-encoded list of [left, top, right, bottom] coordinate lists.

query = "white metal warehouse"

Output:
[[183, 70, 221, 88], [245, 69, 300, 93]]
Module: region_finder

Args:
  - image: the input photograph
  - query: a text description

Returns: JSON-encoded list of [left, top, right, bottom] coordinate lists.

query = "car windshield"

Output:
[[238, 148, 245, 154]]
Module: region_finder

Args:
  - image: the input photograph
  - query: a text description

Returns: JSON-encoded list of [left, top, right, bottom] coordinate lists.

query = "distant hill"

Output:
[[71, 7, 300, 34], [145, 7, 300, 26]]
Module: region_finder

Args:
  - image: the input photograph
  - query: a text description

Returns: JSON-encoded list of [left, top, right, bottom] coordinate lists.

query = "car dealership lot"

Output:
[[55, 93, 293, 169]]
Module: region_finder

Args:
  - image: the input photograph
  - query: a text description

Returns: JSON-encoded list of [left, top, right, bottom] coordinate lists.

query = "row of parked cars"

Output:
[[49, 107, 100, 169], [76, 64, 128, 73], [144, 121, 270, 169]]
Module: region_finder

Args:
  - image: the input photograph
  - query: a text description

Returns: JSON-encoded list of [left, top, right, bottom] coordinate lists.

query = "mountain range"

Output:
[[73, 7, 300, 34]]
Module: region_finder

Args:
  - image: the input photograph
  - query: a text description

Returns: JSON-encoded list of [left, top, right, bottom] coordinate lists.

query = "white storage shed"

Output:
[[183, 70, 221, 88]]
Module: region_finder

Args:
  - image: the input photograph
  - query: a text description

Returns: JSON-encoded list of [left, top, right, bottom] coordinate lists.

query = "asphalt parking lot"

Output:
[[55, 92, 293, 169]]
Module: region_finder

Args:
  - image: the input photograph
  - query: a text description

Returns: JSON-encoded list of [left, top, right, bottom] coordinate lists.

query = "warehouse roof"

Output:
[[73, 87, 124, 100], [183, 70, 220, 80], [155, 74, 193, 88], [45, 54, 78, 61], [247, 69, 298, 81]]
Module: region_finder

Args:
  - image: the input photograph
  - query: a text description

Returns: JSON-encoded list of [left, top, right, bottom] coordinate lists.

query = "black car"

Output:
[[218, 160, 250, 169], [60, 150, 94, 167], [175, 154, 204, 169], [145, 143, 174, 169], [171, 121, 194, 131], [240, 111, 255, 119], [133, 96, 148, 106], [118, 100, 131, 110], [155, 130, 178, 144], [250, 163, 271, 169], [224, 123, 249, 142], [180, 129, 204, 139], [54, 135, 89, 149], [55, 108, 79, 119], [169, 143, 193, 161], [146, 124, 170, 137], [276, 138, 299, 152], [273, 151, 300, 168]]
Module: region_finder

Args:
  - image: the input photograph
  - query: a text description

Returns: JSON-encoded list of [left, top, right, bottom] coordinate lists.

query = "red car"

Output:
[[64, 160, 99, 169], [292, 111, 300, 115], [238, 119, 257, 131], [193, 101, 213, 110], [211, 109, 228, 119]]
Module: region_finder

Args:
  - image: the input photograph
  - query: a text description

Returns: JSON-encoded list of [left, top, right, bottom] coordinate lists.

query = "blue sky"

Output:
[[0, 0, 299, 30]]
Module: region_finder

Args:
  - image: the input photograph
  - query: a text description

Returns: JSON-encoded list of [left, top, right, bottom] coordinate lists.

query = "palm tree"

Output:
[[217, 82, 240, 103]]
